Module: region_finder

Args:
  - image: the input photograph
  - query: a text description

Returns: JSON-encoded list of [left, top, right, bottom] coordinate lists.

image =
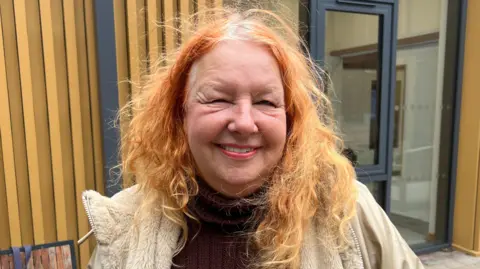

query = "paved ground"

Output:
[[420, 250, 480, 269]]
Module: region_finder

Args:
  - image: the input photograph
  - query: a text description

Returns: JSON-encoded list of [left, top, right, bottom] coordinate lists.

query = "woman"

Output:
[[83, 8, 424, 269]]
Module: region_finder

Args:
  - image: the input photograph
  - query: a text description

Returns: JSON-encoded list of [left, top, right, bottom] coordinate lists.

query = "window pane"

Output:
[[324, 11, 380, 166], [390, 0, 449, 247], [364, 181, 385, 206]]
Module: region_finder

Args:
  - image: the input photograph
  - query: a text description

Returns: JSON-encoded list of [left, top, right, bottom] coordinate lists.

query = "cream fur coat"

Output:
[[83, 182, 425, 269]]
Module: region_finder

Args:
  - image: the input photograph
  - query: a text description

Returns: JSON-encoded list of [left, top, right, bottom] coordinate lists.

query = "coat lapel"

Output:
[[83, 189, 181, 269], [124, 211, 180, 269]]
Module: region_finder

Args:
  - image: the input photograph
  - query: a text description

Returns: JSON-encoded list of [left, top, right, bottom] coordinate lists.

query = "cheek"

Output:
[[184, 107, 228, 144], [257, 112, 287, 149]]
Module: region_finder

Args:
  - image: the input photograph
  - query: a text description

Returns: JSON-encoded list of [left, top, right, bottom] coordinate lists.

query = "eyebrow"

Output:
[[195, 81, 222, 92], [196, 80, 282, 94]]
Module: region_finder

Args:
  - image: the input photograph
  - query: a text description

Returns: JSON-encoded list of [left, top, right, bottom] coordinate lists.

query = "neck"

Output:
[[187, 178, 265, 229]]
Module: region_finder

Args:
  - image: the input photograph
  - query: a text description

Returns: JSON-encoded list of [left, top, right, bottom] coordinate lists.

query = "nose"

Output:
[[227, 102, 258, 135]]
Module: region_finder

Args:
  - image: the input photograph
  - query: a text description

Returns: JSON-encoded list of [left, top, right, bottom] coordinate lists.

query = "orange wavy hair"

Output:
[[119, 7, 357, 269]]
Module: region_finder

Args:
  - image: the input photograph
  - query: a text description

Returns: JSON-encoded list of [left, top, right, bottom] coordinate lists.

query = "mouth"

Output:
[[216, 144, 259, 159]]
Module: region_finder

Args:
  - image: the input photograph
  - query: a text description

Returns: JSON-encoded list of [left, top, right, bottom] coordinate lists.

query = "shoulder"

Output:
[[83, 186, 181, 268], [81, 185, 143, 245], [351, 181, 425, 268], [354, 181, 379, 215], [352, 180, 396, 244]]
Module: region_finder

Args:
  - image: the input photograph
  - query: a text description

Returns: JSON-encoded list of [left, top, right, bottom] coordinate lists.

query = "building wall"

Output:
[[453, 0, 480, 256]]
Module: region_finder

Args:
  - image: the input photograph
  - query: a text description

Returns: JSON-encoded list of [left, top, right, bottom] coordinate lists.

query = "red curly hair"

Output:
[[118, 7, 357, 269]]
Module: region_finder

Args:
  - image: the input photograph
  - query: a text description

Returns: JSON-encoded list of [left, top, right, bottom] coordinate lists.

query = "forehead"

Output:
[[189, 40, 283, 91]]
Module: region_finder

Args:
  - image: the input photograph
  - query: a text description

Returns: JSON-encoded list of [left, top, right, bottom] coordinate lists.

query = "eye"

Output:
[[255, 100, 276, 107], [209, 99, 229, 104]]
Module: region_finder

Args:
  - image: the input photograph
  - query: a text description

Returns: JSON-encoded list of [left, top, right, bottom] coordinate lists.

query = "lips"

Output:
[[219, 145, 254, 153], [216, 144, 259, 159]]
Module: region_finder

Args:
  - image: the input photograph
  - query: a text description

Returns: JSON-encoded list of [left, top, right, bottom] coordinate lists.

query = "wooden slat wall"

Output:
[[0, 0, 104, 268], [114, 0, 223, 108], [0, 0, 34, 247], [1, 0, 221, 267], [63, 0, 97, 267], [85, 0, 106, 197]]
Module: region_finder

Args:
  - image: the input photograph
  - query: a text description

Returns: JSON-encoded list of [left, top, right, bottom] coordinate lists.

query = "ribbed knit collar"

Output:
[[187, 178, 265, 230]]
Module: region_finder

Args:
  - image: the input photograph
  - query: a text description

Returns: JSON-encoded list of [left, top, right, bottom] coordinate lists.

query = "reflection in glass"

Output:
[[324, 11, 380, 166], [389, 0, 449, 247], [364, 181, 385, 206]]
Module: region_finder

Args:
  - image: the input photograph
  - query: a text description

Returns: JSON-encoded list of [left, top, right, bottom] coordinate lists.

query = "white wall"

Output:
[[398, 0, 441, 39], [325, 0, 441, 52]]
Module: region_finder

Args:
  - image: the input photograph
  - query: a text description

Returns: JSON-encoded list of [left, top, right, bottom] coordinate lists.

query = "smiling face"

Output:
[[184, 40, 287, 197]]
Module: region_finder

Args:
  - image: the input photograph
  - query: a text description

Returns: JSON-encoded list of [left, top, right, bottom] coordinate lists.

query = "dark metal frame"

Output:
[[309, 0, 397, 211], [443, 0, 467, 248]]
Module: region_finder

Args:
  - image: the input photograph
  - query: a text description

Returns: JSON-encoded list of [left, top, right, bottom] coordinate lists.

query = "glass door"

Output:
[[310, 0, 397, 208]]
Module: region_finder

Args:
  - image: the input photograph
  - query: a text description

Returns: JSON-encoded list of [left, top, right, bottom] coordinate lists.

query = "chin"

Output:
[[218, 174, 265, 196]]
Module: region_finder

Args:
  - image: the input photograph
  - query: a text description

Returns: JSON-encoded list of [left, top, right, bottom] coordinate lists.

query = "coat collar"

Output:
[[82, 186, 363, 269]]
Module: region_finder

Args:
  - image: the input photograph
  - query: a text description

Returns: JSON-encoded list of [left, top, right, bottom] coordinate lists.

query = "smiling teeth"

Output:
[[221, 146, 254, 153]]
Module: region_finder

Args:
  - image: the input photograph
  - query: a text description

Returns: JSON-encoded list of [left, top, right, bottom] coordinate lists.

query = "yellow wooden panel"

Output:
[[114, 0, 131, 109], [84, 0, 103, 259], [453, 0, 480, 252], [0, 17, 12, 248], [0, 0, 34, 246], [39, 0, 78, 244], [197, 0, 208, 10], [453, 0, 480, 253], [14, 0, 56, 244], [147, 0, 164, 63], [214, 0, 223, 8], [114, 0, 132, 174], [467, 0, 480, 253], [127, 0, 147, 97], [0, 134, 11, 249], [180, 0, 193, 44], [0, 9, 20, 247], [164, 0, 178, 54], [63, 0, 96, 267], [85, 0, 105, 196]]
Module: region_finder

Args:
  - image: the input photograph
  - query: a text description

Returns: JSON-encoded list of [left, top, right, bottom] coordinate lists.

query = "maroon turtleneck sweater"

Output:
[[172, 179, 263, 269]]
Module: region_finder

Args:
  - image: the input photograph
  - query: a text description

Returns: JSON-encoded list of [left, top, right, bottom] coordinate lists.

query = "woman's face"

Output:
[[184, 40, 287, 197]]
